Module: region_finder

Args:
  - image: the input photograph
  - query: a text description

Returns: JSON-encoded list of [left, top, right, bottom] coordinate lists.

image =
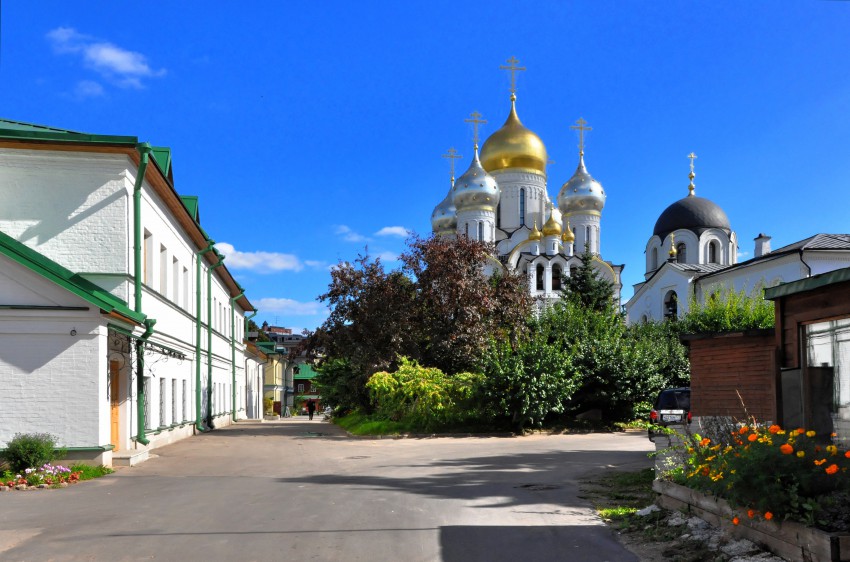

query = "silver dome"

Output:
[[452, 149, 500, 213], [431, 188, 457, 234], [557, 155, 606, 215]]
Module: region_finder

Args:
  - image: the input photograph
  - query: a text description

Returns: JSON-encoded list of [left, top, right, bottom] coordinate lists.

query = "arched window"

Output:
[[676, 243, 686, 263], [552, 264, 562, 291], [664, 291, 678, 319], [536, 264, 544, 291], [519, 189, 526, 227], [708, 240, 719, 264], [478, 222, 483, 241], [496, 203, 501, 228], [465, 223, 469, 238], [651, 247, 658, 270]]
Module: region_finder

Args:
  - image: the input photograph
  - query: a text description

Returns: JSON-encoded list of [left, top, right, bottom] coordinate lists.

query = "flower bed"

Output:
[[0, 463, 82, 490], [654, 479, 850, 562]]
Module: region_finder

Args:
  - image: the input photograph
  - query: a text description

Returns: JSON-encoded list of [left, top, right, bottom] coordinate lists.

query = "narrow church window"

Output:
[[478, 222, 483, 241], [664, 291, 678, 319], [465, 223, 469, 238], [586, 226, 591, 250], [536, 264, 544, 291], [519, 189, 526, 227], [676, 243, 687, 263], [552, 264, 562, 291], [651, 247, 658, 270], [496, 203, 501, 228], [708, 241, 719, 263]]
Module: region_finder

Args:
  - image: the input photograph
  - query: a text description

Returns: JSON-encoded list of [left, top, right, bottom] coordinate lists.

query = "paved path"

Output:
[[0, 419, 655, 561]]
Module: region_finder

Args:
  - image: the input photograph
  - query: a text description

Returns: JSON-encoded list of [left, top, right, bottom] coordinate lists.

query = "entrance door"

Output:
[[110, 361, 120, 449]]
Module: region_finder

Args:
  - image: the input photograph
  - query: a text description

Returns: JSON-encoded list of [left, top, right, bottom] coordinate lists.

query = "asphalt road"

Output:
[[0, 419, 655, 562]]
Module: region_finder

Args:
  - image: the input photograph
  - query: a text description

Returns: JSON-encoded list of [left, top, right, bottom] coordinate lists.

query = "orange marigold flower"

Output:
[[826, 445, 838, 456], [826, 464, 839, 475], [747, 509, 756, 519], [732, 517, 740, 526], [768, 425, 781, 434], [806, 430, 816, 438], [700, 438, 711, 447], [797, 451, 806, 458], [739, 426, 750, 435], [780, 444, 794, 455], [796, 428, 806, 435], [814, 459, 827, 466], [764, 512, 773, 520], [748, 434, 758, 442], [845, 451, 850, 459]]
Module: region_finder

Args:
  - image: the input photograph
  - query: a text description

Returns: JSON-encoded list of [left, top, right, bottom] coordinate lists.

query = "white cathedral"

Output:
[[430, 59, 623, 307]]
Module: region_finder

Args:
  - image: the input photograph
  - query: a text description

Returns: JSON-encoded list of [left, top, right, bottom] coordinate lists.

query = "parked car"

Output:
[[649, 387, 691, 439]]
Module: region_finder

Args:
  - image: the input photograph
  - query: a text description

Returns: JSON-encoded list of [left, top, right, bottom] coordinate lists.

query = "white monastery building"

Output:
[[430, 58, 623, 306], [0, 118, 259, 466], [625, 154, 850, 323]]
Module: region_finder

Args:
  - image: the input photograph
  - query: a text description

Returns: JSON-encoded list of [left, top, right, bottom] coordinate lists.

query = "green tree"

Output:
[[563, 248, 615, 312]]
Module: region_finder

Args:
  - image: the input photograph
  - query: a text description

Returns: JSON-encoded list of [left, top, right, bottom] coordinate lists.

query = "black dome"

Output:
[[653, 196, 731, 238]]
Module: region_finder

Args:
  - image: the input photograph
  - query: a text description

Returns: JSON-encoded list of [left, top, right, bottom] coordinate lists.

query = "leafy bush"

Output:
[[680, 286, 775, 334], [263, 397, 274, 415], [672, 423, 850, 527], [2, 433, 65, 473], [367, 357, 483, 431]]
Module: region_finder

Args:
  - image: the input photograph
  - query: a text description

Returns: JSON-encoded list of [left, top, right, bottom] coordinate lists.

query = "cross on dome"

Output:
[[570, 117, 592, 157], [687, 152, 697, 196], [464, 111, 487, 150], [442, 147, 462, 182], [500, 56, 526, 100]]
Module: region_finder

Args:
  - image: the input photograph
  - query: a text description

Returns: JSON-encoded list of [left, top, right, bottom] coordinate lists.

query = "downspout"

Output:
[[135, 319, 156, 445], [133, 143, 153, 445], [229, 291, 245, 422], [799, 249, 812, 278], [195, 239, 216, 432], [244, 310, 258, 418], [206, 253, 226, 428]]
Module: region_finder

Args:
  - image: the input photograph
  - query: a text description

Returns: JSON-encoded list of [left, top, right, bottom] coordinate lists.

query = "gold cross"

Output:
[[442, 147, 462, 180], [464, 111, 487, 148], [500, 56, 526, 96], [570, 117, 592, 156], [688, 152, 697, 174], [687, 152, 697, 195]]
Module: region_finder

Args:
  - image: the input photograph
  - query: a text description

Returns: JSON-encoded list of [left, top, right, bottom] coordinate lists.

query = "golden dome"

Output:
[[480, 96, 548, 175], [528, 220, 542, 241], [542, 212, 562, 236], [562, 220, 575, 243]]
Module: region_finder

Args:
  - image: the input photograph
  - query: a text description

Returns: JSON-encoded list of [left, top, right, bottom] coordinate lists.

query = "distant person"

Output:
[[307, 400, 316, 420]]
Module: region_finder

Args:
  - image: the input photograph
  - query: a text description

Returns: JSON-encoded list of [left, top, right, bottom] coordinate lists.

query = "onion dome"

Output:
[[480, 95, 548, 175], [562, 220, 575, 243], [452, 148, 499, 213], [431, 187, 457, 234], [542, 210, 562, 237], [528, 220, 542, 241], [653, 156, 731, 240], [558, 154, 606, 215]]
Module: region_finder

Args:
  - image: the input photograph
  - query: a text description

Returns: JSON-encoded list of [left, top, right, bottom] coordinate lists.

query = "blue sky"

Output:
[[2, 1, 850, 332]]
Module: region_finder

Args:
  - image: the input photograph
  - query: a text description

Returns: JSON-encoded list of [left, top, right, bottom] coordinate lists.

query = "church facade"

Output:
[[430, 59, 623, 307], [626, 156, 850, 323]]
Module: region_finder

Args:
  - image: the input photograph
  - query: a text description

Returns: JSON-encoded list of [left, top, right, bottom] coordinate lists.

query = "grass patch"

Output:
[[580, 467, 656, 523], [68, 464, 113, 480], [334, 412, 415, 436]]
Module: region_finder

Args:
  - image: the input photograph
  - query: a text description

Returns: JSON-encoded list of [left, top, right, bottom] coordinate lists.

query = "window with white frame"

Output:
[[182, 380, 187, 422], [143, 230, 154, 286], [144, 377, 152, 429], [172, 379, 177, 425], [159, 378, 167, 427], [160, 245, 168, 296], [173, 257, 180, 305], [182, 267, 189, 311]]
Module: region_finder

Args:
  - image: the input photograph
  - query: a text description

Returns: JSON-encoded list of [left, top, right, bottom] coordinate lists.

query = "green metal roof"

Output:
[[150, 147, 172, 178], [0, 230, 146, 324], [256, 341, 278, 354], [764, 266, 850, 301], [180, 196, 200, 223], [0, 117, 137, 145], [294, 363, 319, 379]]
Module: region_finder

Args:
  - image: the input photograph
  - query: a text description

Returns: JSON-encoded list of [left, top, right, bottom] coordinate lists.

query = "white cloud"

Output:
[[255, 298, 326, 316], [304, 260, 328, 269], [375, 251, 399, 262], [375, 226, 409, 238], [737, 250, 751, 259], [74, 80, 104, 98], [47, 27, 165, 89], [335, 225, 369, 243], [217, 242, 303, 273]]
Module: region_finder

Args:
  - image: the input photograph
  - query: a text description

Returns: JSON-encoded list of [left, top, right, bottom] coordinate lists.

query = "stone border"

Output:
[[654, 479, 850, 562]]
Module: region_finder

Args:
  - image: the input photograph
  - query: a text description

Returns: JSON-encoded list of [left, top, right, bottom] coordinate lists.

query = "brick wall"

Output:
[[687, 330, 777, 422]]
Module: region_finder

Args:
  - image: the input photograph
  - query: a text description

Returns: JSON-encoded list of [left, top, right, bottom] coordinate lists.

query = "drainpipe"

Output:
[[799, 249, 812, 278], [132, 143, 154, 446], [230, 291, 245, 422], [195, 239, 216, 432], [206, 253, 226, 428], [135, 318, 156, 445], [244, 310, 258, 418]]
